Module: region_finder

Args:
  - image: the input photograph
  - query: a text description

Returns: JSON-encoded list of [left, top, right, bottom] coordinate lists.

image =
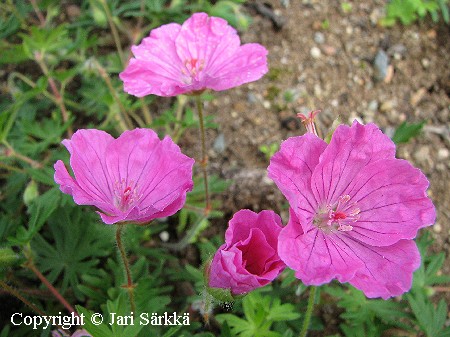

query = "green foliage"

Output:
[[381, 0, 449, 26], [392, 120, 425, 144], [216, 291, 300, 337], [259, 142, 280, 161], [31, 207, 112, 299]]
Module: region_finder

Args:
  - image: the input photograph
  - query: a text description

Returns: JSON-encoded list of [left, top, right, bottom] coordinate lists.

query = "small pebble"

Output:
[[314, 32, 325, 44], [159, 231, 170, 242], [413, 146, 431, 165], [437, 148, 449, 160], [213, 133, 226, 154], [310, 46, 322, 59], [373, 49, 390, 82], [433, 223, 442, 233], [263, 100, 271, 109], [247, 92, 257, 104], [421, 58, 430, 68], [368, 100, 379, 111], [322, 45, 337, 56]]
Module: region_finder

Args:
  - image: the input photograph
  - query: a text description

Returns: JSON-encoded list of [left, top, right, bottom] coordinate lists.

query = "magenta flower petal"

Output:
[[310, 121, 396, 205], [268, 134, 327, 227], [208, 209, 285, 295], [120, 12, 268, 97], [54, 128, 194, 225], [344, 159, 436, 246], [346, 239, 421, 299], [278, 208, 364, 285], [269, 121, 435, 298]]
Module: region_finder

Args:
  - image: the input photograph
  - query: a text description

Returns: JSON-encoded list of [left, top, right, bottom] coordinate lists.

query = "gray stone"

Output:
[[213, 133, 226, 154], [373, 49, 389, 82], [314, 32, 325, 44]]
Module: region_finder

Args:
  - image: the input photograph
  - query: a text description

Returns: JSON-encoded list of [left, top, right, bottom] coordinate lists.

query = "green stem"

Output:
[[116, 225, 136, 315], [100, 0, 125, 66], [34, 53, 72, 137], [299, 286, 317, 337], [95, 61, 132, 130], [195, 95, 211, 214]]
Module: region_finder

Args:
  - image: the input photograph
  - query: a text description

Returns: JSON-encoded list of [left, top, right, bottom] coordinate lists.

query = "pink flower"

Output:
[[268, 121, 435, 299], [52, 329, 91, 337], [54, 129, 194, 225], [119, 12, 268, 97], [208, 210, 285, 295]]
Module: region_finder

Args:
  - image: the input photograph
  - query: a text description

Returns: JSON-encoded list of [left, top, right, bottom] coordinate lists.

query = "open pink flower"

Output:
[[119, 12, 268, 97], [54, 129, 194, 225], [268, 121, 435, 299], [208, 210, 285, 296]]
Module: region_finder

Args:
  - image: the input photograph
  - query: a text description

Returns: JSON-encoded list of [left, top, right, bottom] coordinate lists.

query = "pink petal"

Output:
[[278, 208, 364, 285], [206, 44, 268, 91], [344, 239, 421, 299], [311, 121, 396, 205], [225, 209, 282, 248], [104, 130, 194, 223], [175, 13, 240, 70], [344, 159, 436, 246], [236, 228, 277, 275], [268, 134, 327, 228], [209, 248, 261, 295], [60, 130, 117, 210], [119, 23, 185, 97]]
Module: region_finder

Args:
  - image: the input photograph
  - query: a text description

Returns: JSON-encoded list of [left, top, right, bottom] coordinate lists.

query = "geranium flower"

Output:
[[208, 210, 285, 295], [268, 121, 435, 299], [119, 12, 268, 97], [54, 129, 194, 225]]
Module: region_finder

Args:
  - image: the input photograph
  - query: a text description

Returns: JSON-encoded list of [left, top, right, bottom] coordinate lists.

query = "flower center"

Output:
[[181, 58, 205, 84], [113, 179, 140, 212], [313, 195, 360, 234]]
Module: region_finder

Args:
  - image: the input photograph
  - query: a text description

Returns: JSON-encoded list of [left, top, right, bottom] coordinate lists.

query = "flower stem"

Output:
[[4, 141, 42, 168], [116, 225, 136, 315], [26, 261, 77, 315], [0, 280, 71, 334], [195, 95, 211, 215], [299, 286, 317, 337], [100, 0, 125, 66], [95, 61, 132, 130]]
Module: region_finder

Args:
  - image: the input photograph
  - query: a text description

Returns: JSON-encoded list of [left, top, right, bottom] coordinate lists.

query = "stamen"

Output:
[[313, 194, 360, 234], [113, 179, 140, 212], [297, 110, 320, 136]]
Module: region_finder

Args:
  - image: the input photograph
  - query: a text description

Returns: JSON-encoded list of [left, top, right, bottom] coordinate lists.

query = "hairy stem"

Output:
[[195, 95, 211, 214], [25, 261, 78, 315], [0, 280, 71, 333], [116, 225, 136, 315], [299, 286, 317, 337]]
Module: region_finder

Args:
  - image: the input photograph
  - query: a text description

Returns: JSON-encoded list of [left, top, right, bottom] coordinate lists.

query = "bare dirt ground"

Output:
[[184, 0, 450, 276]]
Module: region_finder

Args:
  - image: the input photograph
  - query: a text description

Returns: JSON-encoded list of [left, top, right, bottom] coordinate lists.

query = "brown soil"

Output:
[[186, 0, 449, 291]]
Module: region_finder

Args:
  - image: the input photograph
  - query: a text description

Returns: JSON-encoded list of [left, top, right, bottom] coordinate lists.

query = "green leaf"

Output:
[[0, 43, 28, 65], [75, 305, 113, 337], [392, 121, 425, 144], [31, 207, 112, 299]]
